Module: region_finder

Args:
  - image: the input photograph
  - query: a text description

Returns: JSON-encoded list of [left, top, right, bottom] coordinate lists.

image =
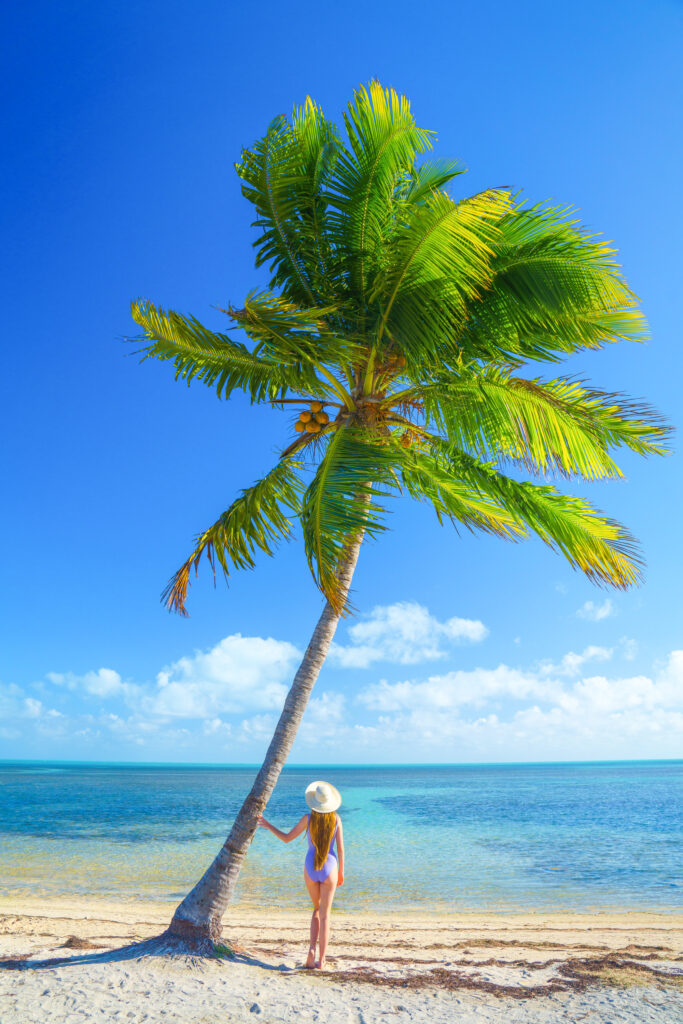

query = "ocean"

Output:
[[1, 760, 681, 913]]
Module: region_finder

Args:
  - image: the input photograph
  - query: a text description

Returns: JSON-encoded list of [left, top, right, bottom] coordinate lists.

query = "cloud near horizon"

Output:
[[1, 603, 681, 761], [152, 635, 300, 717]]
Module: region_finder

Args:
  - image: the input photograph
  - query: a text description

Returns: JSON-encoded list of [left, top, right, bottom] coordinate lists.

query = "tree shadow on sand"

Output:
[[0, 934, 296, 973]]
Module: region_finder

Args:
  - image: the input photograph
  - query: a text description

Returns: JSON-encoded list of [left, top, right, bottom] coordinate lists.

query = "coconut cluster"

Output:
[[294, 401, 330, 434]]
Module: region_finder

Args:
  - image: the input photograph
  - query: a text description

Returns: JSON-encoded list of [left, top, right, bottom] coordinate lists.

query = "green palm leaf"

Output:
[[300, 427, 395, 610], [460, 202, 647, 364], [432, 441, 642, 588], [374, 188, 510, 364], [331, 82, 432, 299], [290, 98, 342, 297], [421, 365, 670, 478], [236, 115, 318, 306], [225, 291, 361, 378], [131, 300, 320, 401], [163, 460, 304, 615], [401, 158, 467, 203], [396, 444, 525, 539]]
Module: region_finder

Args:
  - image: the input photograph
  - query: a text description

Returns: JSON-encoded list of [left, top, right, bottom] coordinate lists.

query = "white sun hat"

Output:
[[305, 780, 342, 813]]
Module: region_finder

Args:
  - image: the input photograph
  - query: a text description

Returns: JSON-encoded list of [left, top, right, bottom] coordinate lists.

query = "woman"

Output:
[[258, 780, 344, 970]]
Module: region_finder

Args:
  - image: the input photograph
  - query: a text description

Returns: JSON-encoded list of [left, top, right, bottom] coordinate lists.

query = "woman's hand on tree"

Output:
[[257, 815, 269, 829]]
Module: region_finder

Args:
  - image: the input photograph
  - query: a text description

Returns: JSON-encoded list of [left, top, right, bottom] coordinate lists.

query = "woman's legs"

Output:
[[316, 864, 338, 969], [303, 870, 321, 968]]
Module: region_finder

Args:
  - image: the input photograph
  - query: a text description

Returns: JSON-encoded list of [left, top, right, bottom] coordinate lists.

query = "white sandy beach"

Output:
[[1, 897, 682, 1023]]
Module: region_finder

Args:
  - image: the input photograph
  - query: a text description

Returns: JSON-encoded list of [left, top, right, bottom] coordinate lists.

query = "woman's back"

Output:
[[305, 813, 338, 882]]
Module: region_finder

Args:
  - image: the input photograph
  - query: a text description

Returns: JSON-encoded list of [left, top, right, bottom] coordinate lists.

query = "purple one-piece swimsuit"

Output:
[[305, 814, 338, 882]]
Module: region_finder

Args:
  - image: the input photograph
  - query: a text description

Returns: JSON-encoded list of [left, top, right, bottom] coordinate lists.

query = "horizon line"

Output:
[[1, 757, 681, 769]]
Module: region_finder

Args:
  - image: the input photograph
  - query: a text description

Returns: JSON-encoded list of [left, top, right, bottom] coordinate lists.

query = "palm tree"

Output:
[[132, 82, 668, 946]]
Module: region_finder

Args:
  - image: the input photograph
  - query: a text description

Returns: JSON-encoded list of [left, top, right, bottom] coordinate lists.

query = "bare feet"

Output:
[[315, 958, 326, 970], [305, 949, 316, 969]]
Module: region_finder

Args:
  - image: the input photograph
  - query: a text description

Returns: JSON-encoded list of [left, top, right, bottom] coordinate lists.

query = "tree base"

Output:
[[166, 917, 225, 946], [157, 930, 232, 960]]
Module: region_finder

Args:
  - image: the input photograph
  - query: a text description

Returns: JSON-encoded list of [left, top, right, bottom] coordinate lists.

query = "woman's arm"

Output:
[[258, 813, 308, 843], [336, 816, 345, 886]]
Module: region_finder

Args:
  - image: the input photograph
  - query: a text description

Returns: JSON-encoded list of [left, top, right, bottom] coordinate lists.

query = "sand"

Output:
[[1, 897, 682, 1023]]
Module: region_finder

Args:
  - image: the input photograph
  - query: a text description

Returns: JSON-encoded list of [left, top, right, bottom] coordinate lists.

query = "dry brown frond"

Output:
[[162, 560, 193, 616]]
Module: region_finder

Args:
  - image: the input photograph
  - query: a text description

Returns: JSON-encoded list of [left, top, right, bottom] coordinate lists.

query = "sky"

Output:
[[2, 0, 682, 764]]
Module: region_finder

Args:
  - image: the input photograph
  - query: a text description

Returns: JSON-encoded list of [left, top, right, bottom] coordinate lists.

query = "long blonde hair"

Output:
[[309, 810, 337, 870]]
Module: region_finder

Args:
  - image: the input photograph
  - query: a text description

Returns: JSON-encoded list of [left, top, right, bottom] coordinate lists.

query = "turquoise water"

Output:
[[0, 761, 681, 912]]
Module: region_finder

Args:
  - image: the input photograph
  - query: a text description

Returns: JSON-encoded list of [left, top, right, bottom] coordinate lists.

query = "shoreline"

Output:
[[2, 892, 683, 921], [2, 897, 682, 1023], [2, 889, 681, 916]]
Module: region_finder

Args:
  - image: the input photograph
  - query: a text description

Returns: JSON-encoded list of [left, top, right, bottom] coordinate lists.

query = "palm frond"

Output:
[[163, 460, 304, 615], [460, 201, 647, 364], [291, 98, 343, 298], [300, 426, 395, 611], [432, 440, 643, 588], [422, 365, 671, 479], [396, 444, 525, 539], [236, 115, 318, 305], [225, 290, 361, 380], [131, 300, 314, 401], [374, 188, 510, 364], [330, 82, 433, 299], [401, 158, 467, 203]]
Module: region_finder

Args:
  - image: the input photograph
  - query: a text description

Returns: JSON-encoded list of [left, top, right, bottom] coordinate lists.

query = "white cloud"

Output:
[[236, 692, 346, 748], [0, 685, 63, 724], [203, 717, 231, 736], [538, 645, 613, 677], [358, 665, 560, 713], [151, 634, 301, 717], [620, 637, 638, 661], [347, 651, 683, 760], [330, 602, 488, 668], [2, 607, 680, 762], [24, 697, 43, 718], [47, 668, 138, 700], [577, 598, 614, 622]]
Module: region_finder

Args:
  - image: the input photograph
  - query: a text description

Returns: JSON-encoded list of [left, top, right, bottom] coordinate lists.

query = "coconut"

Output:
[[314, 411, 329, 425], [294, 421, 305, 433], [305, 421, 320, 433], [299, 410, 312, 422], [310, 400, 323, 413]]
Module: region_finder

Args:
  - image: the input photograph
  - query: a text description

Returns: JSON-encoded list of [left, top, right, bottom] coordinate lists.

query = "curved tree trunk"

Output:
[[166, 532, 364, 943]]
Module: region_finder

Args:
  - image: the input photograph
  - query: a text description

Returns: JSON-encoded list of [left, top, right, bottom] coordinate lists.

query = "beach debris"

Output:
[[60, 936, 104, 950], [249, 1002, 262, 1013]]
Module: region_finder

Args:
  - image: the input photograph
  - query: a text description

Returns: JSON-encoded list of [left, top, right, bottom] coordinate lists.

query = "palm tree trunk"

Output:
[[166, 531, 364, 943]]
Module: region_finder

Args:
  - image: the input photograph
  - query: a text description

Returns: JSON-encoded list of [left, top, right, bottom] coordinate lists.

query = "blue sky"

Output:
[[2, 0, 682, 763]]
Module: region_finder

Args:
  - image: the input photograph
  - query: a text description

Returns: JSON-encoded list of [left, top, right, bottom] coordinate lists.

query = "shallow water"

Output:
[[0, 760, 681, 912]]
